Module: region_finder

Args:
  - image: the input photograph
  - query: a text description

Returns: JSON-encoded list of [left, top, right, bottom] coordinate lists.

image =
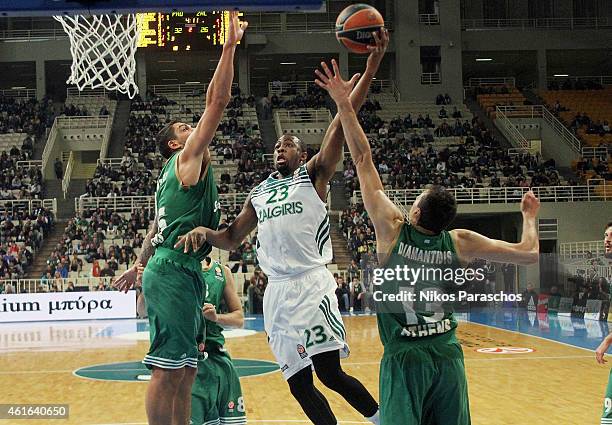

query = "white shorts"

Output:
[[263, 266, 350, 380]]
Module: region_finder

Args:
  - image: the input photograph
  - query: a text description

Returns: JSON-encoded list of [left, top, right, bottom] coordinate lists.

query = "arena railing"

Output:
[[16, 160, 43, 169], [466, 77, 516, 87], [74, 193, 249, 214], [0, 88, 37, 99], [352, 184, 612, 206], [274, 108, 332, 139], [421, 73, 441, 85], [545, 75, 612, 86], [148, 82, 238, 97], [565, 264, 612, 280], [41, 118, 59, 177], [559, 240, 606, 258], [582, 146, 609, 160], [0, 277, 115, 294], [66, 87, 109, 98], [418, 14, 439, 25], [461, 17, 611, 30], [267, 79, 397, 98], [275, 109, 332, 124], [62, 151, 74, 199], [0, 28, 66, 41], [243, 12, 393, 33], [0, 198, 57, 217], [496, 105, 582, 153], [56, 115, 110, 130], [494, 106, 531, 150]]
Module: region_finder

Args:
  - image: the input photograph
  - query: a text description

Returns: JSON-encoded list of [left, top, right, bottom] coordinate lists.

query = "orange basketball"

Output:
[[335, 4, 384, 54]]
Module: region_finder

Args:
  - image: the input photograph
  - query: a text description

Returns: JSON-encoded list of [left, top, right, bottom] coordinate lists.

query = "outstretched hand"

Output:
[[520, 190, 540, 219], [314, 59, 360, 105], [596, 337, 611, 364], [225, 11, 248, 48], [174, 227, 208, 253], [112, 262, 141, 293]]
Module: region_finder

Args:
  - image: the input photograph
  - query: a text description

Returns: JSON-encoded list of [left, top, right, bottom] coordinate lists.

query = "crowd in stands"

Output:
[[61, 103, 111, 117], [264, 84, 329, 111], [33, 207, 151, 292], [547, 79, 604, 91], [84, 150, 159, 198], [568, 112, 612, 137], [435, 93, 453, 105], [344, 104, 564, 195], [0, 96, 54, 137], [0, 146, 44, 200], [0, 207, 53, 281]]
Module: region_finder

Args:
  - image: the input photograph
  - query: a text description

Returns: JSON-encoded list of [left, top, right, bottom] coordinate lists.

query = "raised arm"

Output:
[[174, 194, 258, 252], [315, 60, 403, 255], [202, 265, 244, 328], [307, 29, 389, 187], [450, 191, 540, 265], [178, 12, 248, 186]]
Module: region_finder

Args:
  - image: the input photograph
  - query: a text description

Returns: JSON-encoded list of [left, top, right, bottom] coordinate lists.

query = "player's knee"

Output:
[[288, 370, 315, 400], [315, 367, 346, 392], [151, 367, 185, 388]]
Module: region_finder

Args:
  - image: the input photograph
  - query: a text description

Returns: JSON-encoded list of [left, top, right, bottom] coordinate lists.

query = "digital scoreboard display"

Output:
[[137, 11, 240, 51]]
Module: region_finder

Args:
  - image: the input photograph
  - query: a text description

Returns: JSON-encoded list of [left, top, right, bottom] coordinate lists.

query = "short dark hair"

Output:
[[157, 120, 179, 159], [606, 222, 612, 231], [418, 185, 457, 234], [204, 256, 212, 265]]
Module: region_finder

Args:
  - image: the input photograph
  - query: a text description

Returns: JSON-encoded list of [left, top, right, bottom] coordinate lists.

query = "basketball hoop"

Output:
[[54, 13, 140, 98]]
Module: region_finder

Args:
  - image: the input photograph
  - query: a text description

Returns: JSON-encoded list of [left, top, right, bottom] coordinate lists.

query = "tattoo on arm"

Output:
[[137, 234, 156, 266]]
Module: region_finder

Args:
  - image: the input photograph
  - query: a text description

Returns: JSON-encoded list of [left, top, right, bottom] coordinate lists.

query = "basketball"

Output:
[[335, 4, 384, 54]]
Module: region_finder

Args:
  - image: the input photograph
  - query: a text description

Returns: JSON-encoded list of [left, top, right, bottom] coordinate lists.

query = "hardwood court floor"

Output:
[[0, 313, 607, 424]]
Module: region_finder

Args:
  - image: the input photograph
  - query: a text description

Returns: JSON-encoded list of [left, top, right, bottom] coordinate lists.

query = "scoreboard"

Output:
[[137, 11, 240, 51]]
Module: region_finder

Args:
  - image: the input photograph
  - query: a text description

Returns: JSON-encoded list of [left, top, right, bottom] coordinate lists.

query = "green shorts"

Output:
[[191, 350, 246, 425], [380, 340, 470, 425], [142, 247, 205, 370], [602, 368, 612, 422]]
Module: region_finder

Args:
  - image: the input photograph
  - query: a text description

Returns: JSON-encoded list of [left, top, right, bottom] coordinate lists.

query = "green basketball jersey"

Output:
[[202, 261, 228, 348], [151, 153, 221, 262], [376, 222, 460, 350]]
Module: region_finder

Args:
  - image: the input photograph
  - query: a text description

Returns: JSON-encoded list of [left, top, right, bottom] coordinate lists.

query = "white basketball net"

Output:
[[54, 14, 140, 98]]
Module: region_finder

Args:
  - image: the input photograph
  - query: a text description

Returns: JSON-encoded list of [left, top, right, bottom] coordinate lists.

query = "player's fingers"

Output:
[[241, 21, 248, 31], [321, 61, 333, 79], [174, 235, 186, 249], [349, 73, 361, 87], [331, 59, 340, 79], [314, 69, 329, 84], [382, 27, 389, 43], [314, 79, 326, 89], [372, 30, 381, 47], [366, 45, 376, 52], [184, 234, 192, 253]]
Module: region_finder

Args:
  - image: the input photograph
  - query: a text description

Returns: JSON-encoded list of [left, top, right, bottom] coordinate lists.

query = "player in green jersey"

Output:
[[191, 257, 245, 425], [315, 61, 540, 425], [113, 12, 248, 425], [594, 222, 612, 425]]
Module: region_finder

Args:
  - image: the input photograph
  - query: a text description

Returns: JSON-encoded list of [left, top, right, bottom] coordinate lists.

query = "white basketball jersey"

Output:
[[250, 164, 332, 279]]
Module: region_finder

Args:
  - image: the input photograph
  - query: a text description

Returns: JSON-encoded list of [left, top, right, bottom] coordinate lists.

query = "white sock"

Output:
[[366, 409, 380, 425]]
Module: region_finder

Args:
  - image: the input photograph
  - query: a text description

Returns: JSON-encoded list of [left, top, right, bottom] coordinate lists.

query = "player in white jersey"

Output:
[[175, 30, 389, 425]]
